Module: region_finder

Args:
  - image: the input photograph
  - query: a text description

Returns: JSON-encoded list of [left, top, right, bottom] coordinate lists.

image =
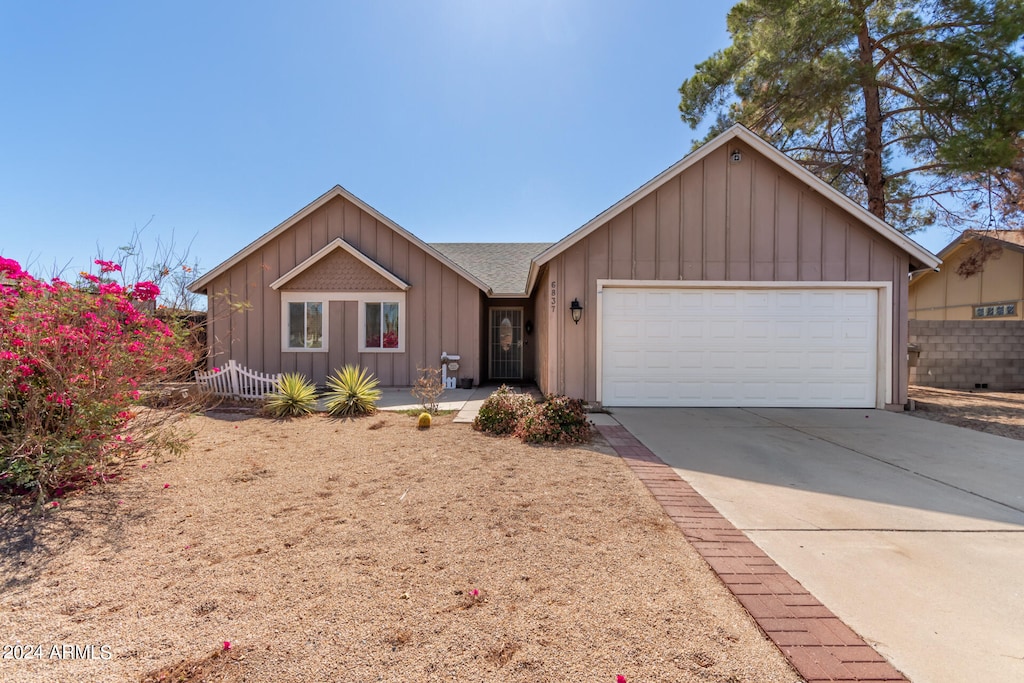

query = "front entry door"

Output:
[[489, 307, 523, 380]]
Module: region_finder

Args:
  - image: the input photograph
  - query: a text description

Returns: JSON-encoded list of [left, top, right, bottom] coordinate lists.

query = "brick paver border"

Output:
[[598, 424, 910, 683]]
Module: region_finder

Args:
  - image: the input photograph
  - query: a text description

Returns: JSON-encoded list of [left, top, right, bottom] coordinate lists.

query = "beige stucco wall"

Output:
[[541, 141, 912, 406], [910, 242, 1024, 320], [206, 195, 481, 386]]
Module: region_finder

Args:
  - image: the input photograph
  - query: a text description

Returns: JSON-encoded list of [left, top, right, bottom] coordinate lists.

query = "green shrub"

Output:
[[472, 385, 535, 435], [264, 373, 318, 418], [323, 365, 382, 416], [514, 394, 593, 444]]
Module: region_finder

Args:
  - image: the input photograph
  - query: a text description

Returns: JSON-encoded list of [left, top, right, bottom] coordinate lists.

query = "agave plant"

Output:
[[324, 365, 382, 416], [264, 373, 319, 418]]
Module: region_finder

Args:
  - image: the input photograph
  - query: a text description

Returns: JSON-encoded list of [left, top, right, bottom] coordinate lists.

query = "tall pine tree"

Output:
[[679, 0, 1024, 232]]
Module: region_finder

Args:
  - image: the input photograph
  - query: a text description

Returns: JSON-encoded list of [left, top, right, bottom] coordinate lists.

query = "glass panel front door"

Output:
[[489, 307, 523, 380]]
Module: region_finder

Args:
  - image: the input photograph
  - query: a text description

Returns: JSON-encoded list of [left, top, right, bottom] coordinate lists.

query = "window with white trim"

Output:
[[286, 301, 325, 350], [363, 301, 401, 350]]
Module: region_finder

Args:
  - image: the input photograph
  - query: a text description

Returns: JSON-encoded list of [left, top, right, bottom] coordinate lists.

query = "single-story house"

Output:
[[909, 230, 1024, 321], [189, 124, 940, 409]]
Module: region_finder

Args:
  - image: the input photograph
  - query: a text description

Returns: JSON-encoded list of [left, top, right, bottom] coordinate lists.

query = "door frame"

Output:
[[488, 306, 525, 380]]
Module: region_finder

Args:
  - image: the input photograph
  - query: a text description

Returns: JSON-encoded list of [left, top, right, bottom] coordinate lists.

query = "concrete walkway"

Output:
[[374, 385, 538, 423], [609, 407, 1024, 683]]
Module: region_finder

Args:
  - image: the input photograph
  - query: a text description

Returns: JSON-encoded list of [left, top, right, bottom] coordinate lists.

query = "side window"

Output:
[[287, 301, 323, 349], [364, 301, 400, 350]]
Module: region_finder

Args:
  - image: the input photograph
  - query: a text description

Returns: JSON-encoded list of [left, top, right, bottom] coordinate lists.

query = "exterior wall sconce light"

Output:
[[570, 298, 583, 324], [730, 150, 742, 163]]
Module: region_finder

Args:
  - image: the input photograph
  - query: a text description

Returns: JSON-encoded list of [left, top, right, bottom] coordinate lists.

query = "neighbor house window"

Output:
[[364, 301, 400, 349], [287, 301, 324, 349], [974, 302, 1017, 318]]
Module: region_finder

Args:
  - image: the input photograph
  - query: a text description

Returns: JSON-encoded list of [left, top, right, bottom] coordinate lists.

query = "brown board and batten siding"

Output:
[[204, 194, 481, 386], [539, 140, 912, 406]]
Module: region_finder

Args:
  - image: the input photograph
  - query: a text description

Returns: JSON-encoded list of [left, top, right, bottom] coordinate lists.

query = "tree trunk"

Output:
[[857, 15, 886, 221]]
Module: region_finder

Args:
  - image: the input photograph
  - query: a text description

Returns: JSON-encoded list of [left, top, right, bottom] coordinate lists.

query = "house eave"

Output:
[[532, 124, 941, 272], [187, 185, 492, 295]]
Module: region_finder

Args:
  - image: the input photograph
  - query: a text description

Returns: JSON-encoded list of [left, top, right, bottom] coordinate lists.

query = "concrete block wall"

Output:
[[909, 320, 1024, 390]]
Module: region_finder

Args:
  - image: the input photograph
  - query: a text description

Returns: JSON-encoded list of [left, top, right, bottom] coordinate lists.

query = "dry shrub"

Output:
[[411, 366, 444, 413], [514, 395, 593, 444], [472, 385, 535, 436]]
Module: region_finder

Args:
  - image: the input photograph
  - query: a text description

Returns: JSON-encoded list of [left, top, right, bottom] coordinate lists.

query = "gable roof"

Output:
[[430, 243, 553, 296], [270, 237, 410, 291], [526, 124, 940, 293], [911, 229, 1024, 284], [188, 185, 492, 295]]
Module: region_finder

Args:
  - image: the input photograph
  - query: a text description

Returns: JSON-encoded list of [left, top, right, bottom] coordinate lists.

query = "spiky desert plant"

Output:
[[417, 412, 432, 429], [323, 365, 382, 416], [264, 373, 319, 418]]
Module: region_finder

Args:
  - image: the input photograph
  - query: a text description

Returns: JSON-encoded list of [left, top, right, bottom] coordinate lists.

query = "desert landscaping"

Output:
[[1, 409, 801, 683]]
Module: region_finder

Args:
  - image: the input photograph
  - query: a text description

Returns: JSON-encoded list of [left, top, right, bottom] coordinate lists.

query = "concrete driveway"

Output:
[[610, 407, 1024, 683]]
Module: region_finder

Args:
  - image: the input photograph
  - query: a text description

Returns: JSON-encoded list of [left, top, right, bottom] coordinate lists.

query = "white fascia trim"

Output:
[[270, 237, 410, 291], [596, 279, 891, 289], [189, 185, 492, 294], [595, 280, 893, 410], [533, 124, 940, 272]]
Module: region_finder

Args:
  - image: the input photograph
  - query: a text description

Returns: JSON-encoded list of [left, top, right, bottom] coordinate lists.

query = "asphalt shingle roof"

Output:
[[430, 242, 553, 295]]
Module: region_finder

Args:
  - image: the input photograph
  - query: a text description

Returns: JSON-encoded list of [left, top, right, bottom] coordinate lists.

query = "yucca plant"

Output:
[[264, 373, 319, 418], [323, 365, 382, 416]]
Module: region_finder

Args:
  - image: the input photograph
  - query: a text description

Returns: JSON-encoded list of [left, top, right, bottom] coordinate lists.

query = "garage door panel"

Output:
[[646, 320, 672, 338], [602, 286, 878, 408]]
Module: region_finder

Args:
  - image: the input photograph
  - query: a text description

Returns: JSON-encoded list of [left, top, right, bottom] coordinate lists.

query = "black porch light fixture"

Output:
[[569, 298, 583, 324]]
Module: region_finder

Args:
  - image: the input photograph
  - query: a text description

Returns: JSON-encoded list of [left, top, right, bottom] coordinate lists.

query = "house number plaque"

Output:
[[550, 281, 557, 313]]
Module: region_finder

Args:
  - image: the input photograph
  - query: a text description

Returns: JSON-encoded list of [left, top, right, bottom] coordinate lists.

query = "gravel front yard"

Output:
[[1, 411, 799, 682], [909, 385, 1024, 441]]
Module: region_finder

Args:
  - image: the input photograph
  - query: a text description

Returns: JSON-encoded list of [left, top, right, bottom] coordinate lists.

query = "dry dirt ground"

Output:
[[908, 385, 1024, 441], [0, 411, 800, 683]]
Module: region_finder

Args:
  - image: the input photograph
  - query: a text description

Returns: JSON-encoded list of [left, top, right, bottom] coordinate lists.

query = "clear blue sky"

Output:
[[1, 0, 954, 279]]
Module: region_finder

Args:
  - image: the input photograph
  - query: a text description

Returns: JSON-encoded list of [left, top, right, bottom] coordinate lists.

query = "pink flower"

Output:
[[469, 589, 479, 597], [222, 641, 231, 651], [617, 676, 627, 683], [94, 259, 122, 274], [50, 501, 59, 508], [0, 256, 26, 277], [140, 463, 147, 469], [132, 281, 160, 302], [163, 483, 170, 489]]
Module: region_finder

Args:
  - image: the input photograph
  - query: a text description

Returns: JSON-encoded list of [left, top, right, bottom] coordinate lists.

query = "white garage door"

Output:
[[601, 287, 879, 408]]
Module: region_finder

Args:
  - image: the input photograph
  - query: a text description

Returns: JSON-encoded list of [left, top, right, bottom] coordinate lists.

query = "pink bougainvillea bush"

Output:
[[0, 257, 195, 505]]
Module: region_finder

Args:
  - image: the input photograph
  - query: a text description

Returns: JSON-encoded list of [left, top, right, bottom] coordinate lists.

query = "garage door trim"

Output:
[[595, 280, 893, 409]]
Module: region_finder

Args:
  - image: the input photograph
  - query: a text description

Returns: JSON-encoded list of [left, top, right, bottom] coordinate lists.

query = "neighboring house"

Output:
[[189, 124, 939, 409], [909, 230, 1024, 321], [907, 230, 1024, 391]]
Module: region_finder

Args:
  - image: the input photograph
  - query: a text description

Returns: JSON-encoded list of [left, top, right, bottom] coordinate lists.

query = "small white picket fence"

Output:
[[194, 359, 281, 400]]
